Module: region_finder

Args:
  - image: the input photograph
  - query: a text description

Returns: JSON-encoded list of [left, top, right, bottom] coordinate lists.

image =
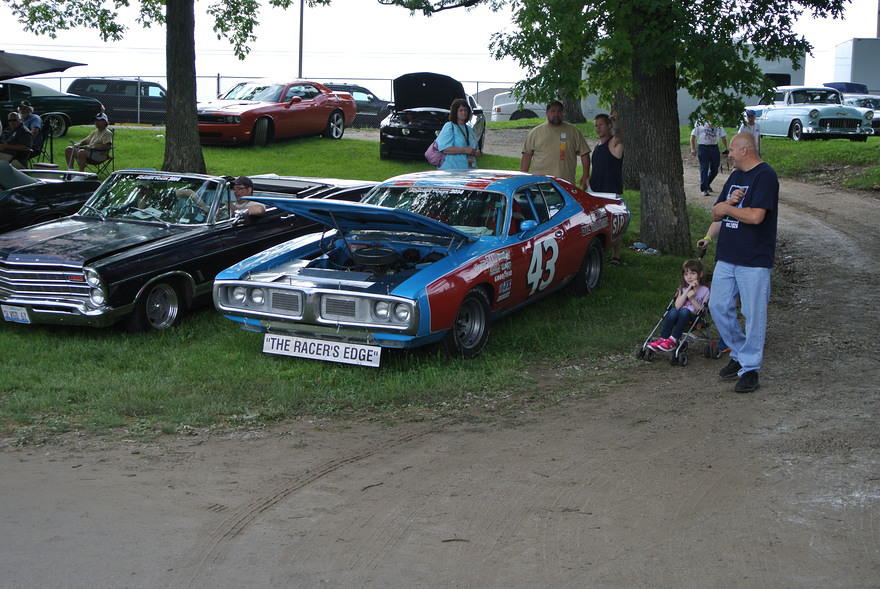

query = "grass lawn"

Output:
[[3, 127, 713, 440]]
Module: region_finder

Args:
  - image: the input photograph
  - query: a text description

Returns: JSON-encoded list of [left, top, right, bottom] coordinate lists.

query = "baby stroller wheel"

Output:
[[679, 352, 689, 366], [645, 349, 655, 362], [636, 346, 646, 360]]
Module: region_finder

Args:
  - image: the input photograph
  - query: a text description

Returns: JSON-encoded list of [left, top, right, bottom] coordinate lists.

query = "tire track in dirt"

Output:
[[165, 422, 444, 589]]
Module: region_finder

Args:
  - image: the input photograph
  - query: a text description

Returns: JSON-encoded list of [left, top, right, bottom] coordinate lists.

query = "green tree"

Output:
[[3, 0, 316, 173], [381, 0, 847, 255]]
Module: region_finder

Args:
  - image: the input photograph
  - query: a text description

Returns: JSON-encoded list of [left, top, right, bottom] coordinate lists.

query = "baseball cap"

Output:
[[233, 176, 253, 188], [95, 113, 109, 122], [745, 109, 756, 117]]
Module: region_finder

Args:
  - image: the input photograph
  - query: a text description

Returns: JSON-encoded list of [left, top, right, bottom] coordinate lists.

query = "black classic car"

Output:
[[379, 72, 486, 160], [0, 79, 105, 137], [0, 170, 376, 331], [0, 163, 101, 233], [325, 83, 391, 128]]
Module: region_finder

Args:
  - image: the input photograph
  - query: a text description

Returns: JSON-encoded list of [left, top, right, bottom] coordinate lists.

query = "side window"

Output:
[[283, 85, 306, 101], [773, 92, 785, 104], [119, 83, 137, 97], [145, 85, 164, 98], [351, 91, 370, 101], [0, 84, 9, 102], [301, 84, 320, 99], [512, 188, 538, 223], [9, 84, 31, 101], [86, 82, 110, 93], [538, 183, 565, 218]]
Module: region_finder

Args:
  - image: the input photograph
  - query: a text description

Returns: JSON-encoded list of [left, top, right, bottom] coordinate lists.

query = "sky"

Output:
[[2, 0, 878, 101]]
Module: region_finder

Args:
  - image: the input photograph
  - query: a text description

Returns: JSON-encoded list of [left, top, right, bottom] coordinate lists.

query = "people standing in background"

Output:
[[590, 111, 625, 264], [690, 117, 728, 196], [436, 98, 480, 170], [520, 100, 590, 188], [738, 110, 761, 156]]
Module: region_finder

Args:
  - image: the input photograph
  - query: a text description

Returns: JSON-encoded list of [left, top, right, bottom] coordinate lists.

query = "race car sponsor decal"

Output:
[[478, 249, 512, 276], [527, 236, 559, 295], [497, 279, 512, 302], [136, 174, 182, 181]]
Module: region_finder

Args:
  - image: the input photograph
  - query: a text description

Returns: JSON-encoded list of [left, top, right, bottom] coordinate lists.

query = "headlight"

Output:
[[89, 289, 105, 306], [250, 288, 265, 305], [394, 303, 411, 323], [83, 267, 102, 287], [374, 300, 391, 319], [809, 109, 819, 119], [231, 286, 247, 304], [866, 111, 874, 120], [224, 115, 240, 124]]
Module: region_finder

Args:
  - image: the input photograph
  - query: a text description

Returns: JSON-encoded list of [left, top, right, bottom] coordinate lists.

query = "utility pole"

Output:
[[298, 0, 304, 78]]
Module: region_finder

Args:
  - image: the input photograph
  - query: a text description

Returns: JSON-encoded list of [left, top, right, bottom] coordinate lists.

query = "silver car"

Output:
[[748, 86, 873, 142]]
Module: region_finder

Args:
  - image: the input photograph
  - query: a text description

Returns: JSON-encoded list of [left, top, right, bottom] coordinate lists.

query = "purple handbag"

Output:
[[425, 141, 445, 167]]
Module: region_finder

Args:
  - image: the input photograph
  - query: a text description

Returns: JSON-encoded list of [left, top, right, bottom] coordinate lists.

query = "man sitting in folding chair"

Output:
[[65, 113, 113, 173]]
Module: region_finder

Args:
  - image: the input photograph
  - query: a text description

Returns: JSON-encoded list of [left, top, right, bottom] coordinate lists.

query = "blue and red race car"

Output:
[[213, 170, 629, 367]]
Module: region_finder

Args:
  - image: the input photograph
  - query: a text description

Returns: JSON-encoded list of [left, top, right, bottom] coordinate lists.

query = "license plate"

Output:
[[1, 305, 30, 324], [262, 333, 381, 368]]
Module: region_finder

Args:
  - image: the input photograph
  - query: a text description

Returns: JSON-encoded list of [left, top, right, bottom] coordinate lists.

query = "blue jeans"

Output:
[[697, 144, 720, 192], [709, 261, 771, 375], [660, 307, 695, 340]]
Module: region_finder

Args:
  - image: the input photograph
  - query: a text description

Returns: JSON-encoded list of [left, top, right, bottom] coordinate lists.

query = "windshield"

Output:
[[363, 186, 506, 237], [790, 90, 841, 105], [78, 174, 224, 225], [849, 97, 880, 109], [221, 83, 284, 102]]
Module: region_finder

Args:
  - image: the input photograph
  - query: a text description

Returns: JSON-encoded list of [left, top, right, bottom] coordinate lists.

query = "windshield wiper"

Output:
[[79, 204, 105, 220]]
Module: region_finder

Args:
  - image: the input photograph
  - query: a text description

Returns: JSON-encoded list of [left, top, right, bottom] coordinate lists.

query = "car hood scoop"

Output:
[[249, 197, 475, 243]]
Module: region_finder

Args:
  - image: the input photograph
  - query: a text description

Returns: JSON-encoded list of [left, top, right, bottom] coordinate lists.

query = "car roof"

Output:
[[0, 79, 69, 97], [378, 169, 556, 192], [776, 86, 841, 93]]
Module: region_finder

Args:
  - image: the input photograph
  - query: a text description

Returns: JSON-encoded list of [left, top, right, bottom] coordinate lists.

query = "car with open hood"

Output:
[[213, 169, 630, 367], [197, 80, 356, 146], [0, 163, 100, 233], [748, 86, 874, 141], [0, 79, 105, 137], [379, 72, 485, 160], [0, 170, 376, 331]]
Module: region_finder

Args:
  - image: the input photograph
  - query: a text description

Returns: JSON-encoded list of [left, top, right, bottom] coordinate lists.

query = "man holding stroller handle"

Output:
[[698, 132, 778, 393]]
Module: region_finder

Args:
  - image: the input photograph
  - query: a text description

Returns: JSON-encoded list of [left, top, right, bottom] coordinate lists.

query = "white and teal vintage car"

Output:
[[749, 86, 874, 142]]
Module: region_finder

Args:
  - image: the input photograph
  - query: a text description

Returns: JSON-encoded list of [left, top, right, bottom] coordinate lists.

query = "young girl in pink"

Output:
[[649, 259, 710, 351]]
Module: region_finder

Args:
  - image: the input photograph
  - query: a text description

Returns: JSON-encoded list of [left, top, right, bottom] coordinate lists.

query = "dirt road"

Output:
[[1, 130, 878, 588]]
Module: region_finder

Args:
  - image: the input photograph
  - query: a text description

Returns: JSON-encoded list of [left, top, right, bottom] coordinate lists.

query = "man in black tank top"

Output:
[[591, 112, 625, 264], [590, 113, 623, 194]]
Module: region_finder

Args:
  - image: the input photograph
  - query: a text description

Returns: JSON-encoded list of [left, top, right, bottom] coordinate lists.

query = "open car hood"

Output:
[[250, 197, 475, 242], [392, 72, 465, 111]]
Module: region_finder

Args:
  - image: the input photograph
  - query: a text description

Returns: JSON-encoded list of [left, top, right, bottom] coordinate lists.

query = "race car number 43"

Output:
[[263, 333, 382, 367]]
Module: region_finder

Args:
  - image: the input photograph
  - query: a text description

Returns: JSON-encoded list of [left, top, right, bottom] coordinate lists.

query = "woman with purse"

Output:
[[435, 98, 480, 169]]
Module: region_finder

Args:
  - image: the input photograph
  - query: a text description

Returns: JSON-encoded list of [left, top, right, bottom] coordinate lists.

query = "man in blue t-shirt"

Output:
[[697, 133, 778, 393]]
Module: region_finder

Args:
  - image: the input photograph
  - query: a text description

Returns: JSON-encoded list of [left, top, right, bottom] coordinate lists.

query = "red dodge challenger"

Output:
[[197, 80, 356, 146]]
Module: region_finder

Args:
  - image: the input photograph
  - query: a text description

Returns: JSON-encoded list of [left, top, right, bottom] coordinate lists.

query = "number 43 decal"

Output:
[[527, 237, 559, 295]]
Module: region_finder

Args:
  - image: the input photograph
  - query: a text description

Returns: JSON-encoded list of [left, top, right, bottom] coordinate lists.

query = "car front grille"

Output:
[[197, 114, 234, 124], [818, 118, 860, 130], [324, 296, 357, 318], [0, 261, 89, 304], [271, 291, 302, 315]]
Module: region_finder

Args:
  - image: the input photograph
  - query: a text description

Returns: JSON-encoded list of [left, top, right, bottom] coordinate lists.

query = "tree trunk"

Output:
[[614, 89, 639, 191], [163, 0, 206, 173], [562, 95, 585, 123], [632, 61, 691, 256]]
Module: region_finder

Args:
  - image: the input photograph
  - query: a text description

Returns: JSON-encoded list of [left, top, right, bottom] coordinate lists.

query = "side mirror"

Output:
[[519, 219, 537, 233]]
